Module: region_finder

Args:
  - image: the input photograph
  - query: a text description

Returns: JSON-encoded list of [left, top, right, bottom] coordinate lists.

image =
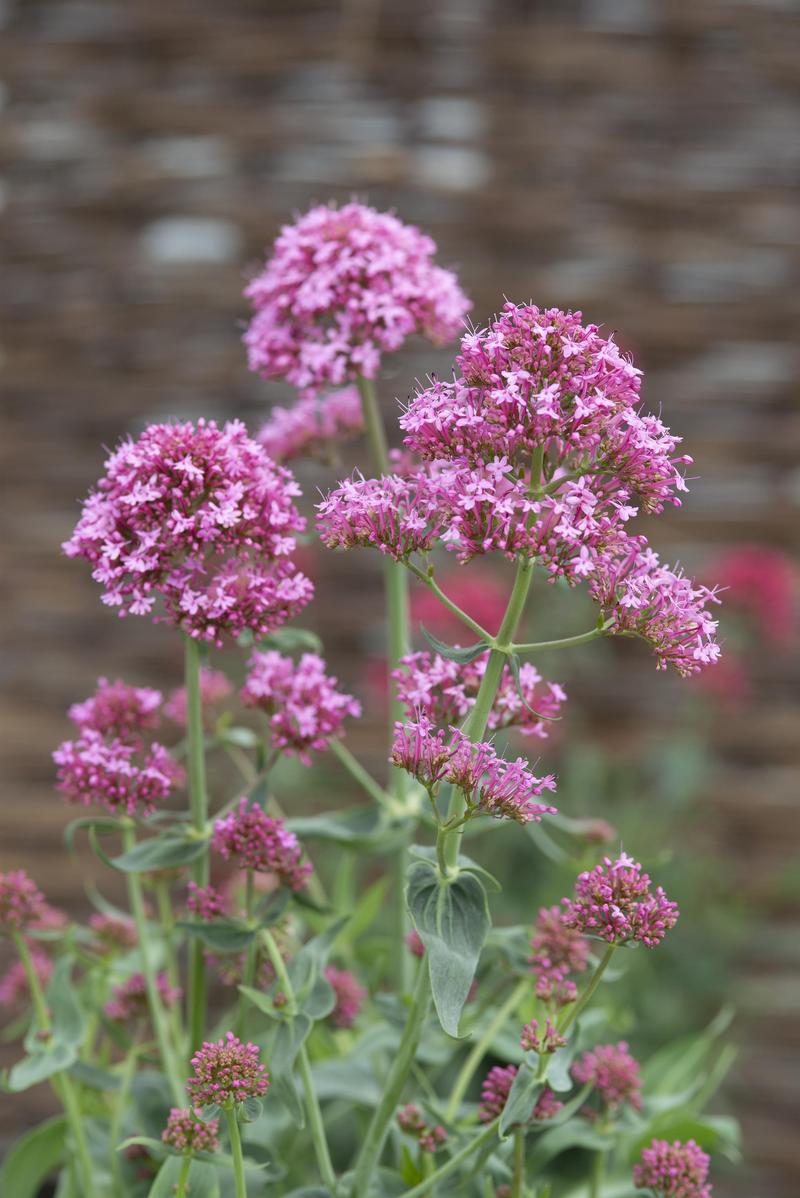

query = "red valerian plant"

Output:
[[0, 202, 738, 1198]]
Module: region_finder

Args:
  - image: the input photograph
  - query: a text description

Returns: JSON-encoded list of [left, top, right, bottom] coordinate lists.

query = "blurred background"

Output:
[[1, 1, 798, 1194]]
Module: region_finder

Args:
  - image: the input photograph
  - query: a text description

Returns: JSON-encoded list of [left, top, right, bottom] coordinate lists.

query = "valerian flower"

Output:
[[211, 800, 312, 891], [572, 1041, 643, 1113], [562, 852, 679, 947], [633, 1139, 712, 1198], [186, 1032, 269, 1107], [257, 386, 365, 463]]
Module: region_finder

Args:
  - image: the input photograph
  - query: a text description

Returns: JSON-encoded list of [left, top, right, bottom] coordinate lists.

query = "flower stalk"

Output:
[[225, 1106, 248, 1198], [185, 634, 210, 1054]]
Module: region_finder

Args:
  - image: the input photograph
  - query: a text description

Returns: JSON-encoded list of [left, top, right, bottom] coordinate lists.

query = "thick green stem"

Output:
[[123, 827, 184, 1103], [185, 634, 210, 1053], [352, 961, 430, 1198], [13, 933, 99, 1198], [589, 1148, 606, 1198], [512, 1126, 526, 1198], [235, 872, 258, 1039], [399, 1118, 500, 1198], [225, 1106, 248, 1198], [445, 976, 529, 1121], [261, 931, 338, 1192], [559, 945, 617, 1036], [156, 879, 185, 1052], [175, 1154, 193, 1198], [329, 738, 393, 810]]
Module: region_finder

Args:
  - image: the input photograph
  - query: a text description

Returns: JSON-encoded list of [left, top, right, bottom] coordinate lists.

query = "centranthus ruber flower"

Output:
[[0, 870, 48, 932], [68, 677, 162, 743], [572, 1041, 643, 1113], [186, 1032, 269, 1107], [241, 650, 361, 763], [394, 652, 566, 739], [391, 717, 557, 825], [317, 472, 440, 561], [63, 419, 313, 645], [563, 852, 679, 947], [0, 949, 53, 1008], [324, 966, 367, 1029], [243, 201, 470, 394], [520, 1017, 566, 1054], [478, 1064, 517, 1123], [633, 1139, 712, 1198], [212, 799, 312, 891], [53, 730, 179, 817], [256, 386, 365, 463], [162, 1108, 220, 1154], [186, 882, 227, 922], [529, 904, 589, 1007], [105, 972, 181, 1022], [88, 912, 138, 953], [164, 668, 233, 729]]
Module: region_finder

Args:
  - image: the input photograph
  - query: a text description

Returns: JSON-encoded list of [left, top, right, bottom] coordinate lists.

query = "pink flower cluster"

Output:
[[63, 419, 312, 645], [529, 904, 590, 1007], [394, 652, 565, 740], [53, 729, 178, 818], [563, 853, 679, 948], [324, 966, 367, 1029], [317, 472, 438, 561], [68, 677, 162, 742], [186, 1032, 269, 1107], [241, 650, 361, 763], [478, 1064, 562, 1125], [187, 882, 227, 922], [105, 971, 181, 1022], [572, 1041, 643, 1112], [212, 799, 312, 891], [391, 717, 557, 825], [162, 1107, 220, 1154], [88, 912, 138, 953], [520, 1017, 566, 1055], [0, 949, 53, 1008], [256, 386, 365, 463], [633, 1139, 712, 1198], [164, 668, 233, 729], [244, 202, 470, 394], [396, 1104, 448, 1154], [0, 870, 48, 932]]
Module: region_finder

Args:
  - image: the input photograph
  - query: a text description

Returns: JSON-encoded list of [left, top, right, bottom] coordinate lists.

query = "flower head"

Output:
[[478, 1064, 517, 1123], [318, 472, 440, 561], [572, 1041, 643, 1112], [529, 904, 589, 1007], [563, 853, 679, 947], [520, 1017, 566, 1055], [187, 883, 227, 922], [53, 731, 179, 817], [162, 1108, 220, 1154], [105, 972, 181, 1022], [63, 419, 313, 645], [88, 912, 138, 953], [257, 386, 365, 462], [186, 1032, 269, 1107], [244, 201, 470, 394], [0, 871, 48, 932], [633, 1139, 712, 1198], [164, 668, 233, 729], [0, 949, 53, 1008], [212, 799, 312, 891], [68, 677, 162, 742], [533, 1087, 563, 1121], [241, 650, 360, 763], [324, 966, 366, 1029]]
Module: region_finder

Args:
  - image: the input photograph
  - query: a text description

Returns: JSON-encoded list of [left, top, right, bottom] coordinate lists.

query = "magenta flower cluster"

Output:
[[0, 949, 53, 1008], [186, 1032, 269, 1108], [563, 852, 679, 948], [186, 882, 227, 922], [633, 1139, 712, 1198], [212, 799, 312, 891], [394, 652, 566, 740], [105, 971, 181, 1022], [324, 966, 367, 1029], [0, 870, 48, 932], [63, 419, 312, 645], [478, 1064, 561, 1125], [391, 717, 557, 825], [572, 1041, 643, 1113], [162, 1107, 220, 1154], [244, 201, 470, 394], [396, 1104, 448, 1154], [529, 904, 590, 1007], [241, 650, 361, 763], [520, 1017, 566, 1055], [68, 677, 162, 742], [257, 386, 365, 463], [53, 730, 178, 818]]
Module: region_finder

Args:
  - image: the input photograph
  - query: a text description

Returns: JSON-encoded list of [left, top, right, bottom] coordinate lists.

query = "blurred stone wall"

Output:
[[1, 1, 798, 1192]]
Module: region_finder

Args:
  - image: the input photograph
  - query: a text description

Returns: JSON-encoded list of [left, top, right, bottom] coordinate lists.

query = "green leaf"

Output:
[[67, 1061, 121, 1090], [406, 860, 491, 1038], [508, 653, 562, 722], [0, 1115, 66, 1198], [286, 807, 406, 852], [177, 919, 256, 953], [420, 625, 489, 663], [270, 1015, 312, 1126], [147, 1157, 219, 1198], [7, 1042, 77, 1091], [258, 627, 323, 654], [546, 1038, 581, 1093], [111, 835, 208, 873], [47, 958, 86, 1048], [302, 972, 336, 1021], [409, 845, 501, 892], [526, 1120, 612, 1172], [238, 985, 283, 1020], [286, 917, 349, 1007], [499, 1062, 544, 1135], [257, 888, 291, 927], [219, 726, 259, 749]]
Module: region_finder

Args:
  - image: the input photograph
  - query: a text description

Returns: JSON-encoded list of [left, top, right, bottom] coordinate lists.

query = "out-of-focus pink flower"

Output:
[[572, 1041, 643, 1112], [164, 669, 233, 729], [257, 387, 365, 463], [324, 966, 366, 1029], [212, 799, 312, 892], [69, 677, 162, 743], [241, 650, 360, 763], [478, 1064, 517, 1123], [244, 201, 470, 395], [633, 1139, 712, 1197], [0, 871, 48, 932], [0, 948, 53, 1007], [186, 1032, 269, 1107], [529, 904, 589, 1008], [711, 544, 795, 646], [63, 419, 313, 646], [405, 929, 425, 958], [520, 1017, 565, 1054], [533, 1087, 563, 1121], [410, 568, 508, 640], [105, 972, 181, 1022], [186, 883, 227, 922], [89, 913, 138, 953], [396, 1104, 448, 1153], [563, 852, 679, 948], [162, 1108, 220, 1154]]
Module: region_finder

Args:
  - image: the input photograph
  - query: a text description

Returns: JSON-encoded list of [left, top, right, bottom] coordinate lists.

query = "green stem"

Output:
[[405, 561, 492, 642], [225, 1106, 248, 1198], [513, 622, 612, 654], [123, 826, 184, 1103], [445, 976, 529, 1121], [185, 634, 210, 1054], [559, 945, 617, 1036], [329, 739, 394, 810], [399, 1118, 500, 1198], [175, 1154, 193, 1198], [352, 961, 430, 1198], [235, 872, 258, 1039], [512, 1126, 526, 1198], [261, 931, 338, 1192], [12, 932, 99, 1198], [109, 1047, 138, 1197], [156, 879, 185, 1053], [589, 1147, 606, 1198]]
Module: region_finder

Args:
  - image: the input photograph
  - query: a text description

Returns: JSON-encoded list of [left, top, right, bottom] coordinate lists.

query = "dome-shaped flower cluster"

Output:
[[186, 1032, 269, 1108], [563, 852, 679, 947], [244, 202, 470, 394], [0, 870, 48, 932], [105, 971, 181, 1022], [633, 1139, 712, 1197], [63, 419, 312, 645], [212, 799, 312, 891], [241, 650, 361, 763], [68, 677, 162, 742], [257, 386, 365, 463], [529, 904, 590, 1007], [572, 1041, 643, 1113], [393, 651, 565, 740], [162, 1108, 220, 1154], [324, 966, 367, 1029]]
